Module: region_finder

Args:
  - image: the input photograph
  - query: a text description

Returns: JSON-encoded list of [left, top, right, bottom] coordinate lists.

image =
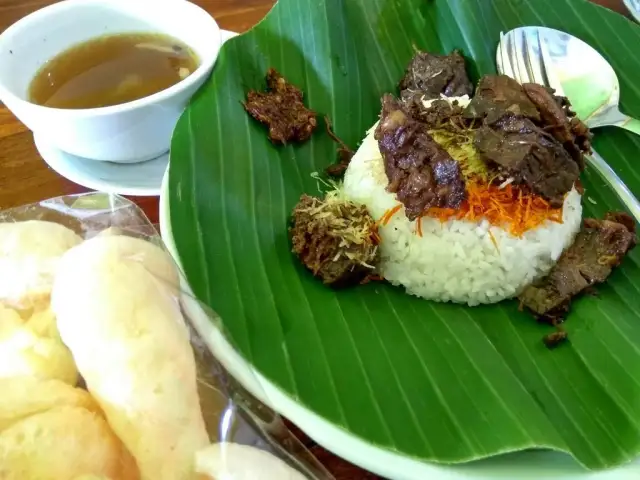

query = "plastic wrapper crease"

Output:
[[0, 192, 333, 480]]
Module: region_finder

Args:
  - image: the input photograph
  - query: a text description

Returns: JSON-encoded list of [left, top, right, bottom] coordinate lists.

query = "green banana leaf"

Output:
[[168, 0, 640, 470]]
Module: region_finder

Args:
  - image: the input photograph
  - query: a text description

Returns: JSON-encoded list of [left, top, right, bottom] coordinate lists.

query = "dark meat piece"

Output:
[[578, 216, 637, 281], [290, 194, 380, 287], [519, 212, 637, 321], [474, 114, 580, 206], [543, 329, 568, 349], [398, 50, 473, 102], [463, 76, 592, 174], [375, 95, 466, 220], [464, 75, 540, 124], [605, 211, 637, 234], [325, 148, 354, 178], [522, 83, 592, 170], [244, 68, 317, 144], [324, 116, 355, 178], [570, 117, 592, 161], [405, 98, 471, 131]]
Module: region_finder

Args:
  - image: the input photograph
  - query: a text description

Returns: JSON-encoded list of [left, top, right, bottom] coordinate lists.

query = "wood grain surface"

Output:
[[0, 1, 630, 478]]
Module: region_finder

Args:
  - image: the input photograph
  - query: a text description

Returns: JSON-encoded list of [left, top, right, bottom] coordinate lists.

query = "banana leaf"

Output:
[[168, 0, 640, 471]]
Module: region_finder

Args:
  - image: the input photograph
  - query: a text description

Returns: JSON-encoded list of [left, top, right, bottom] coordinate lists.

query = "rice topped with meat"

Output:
[[342, 103, 583, 305]]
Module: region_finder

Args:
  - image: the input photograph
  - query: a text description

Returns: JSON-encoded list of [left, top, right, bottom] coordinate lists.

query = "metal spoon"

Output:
[[498, 26, 640, 135]]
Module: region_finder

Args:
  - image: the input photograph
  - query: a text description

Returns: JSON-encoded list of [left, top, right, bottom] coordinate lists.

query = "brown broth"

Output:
[[29, 32, 199, 109]]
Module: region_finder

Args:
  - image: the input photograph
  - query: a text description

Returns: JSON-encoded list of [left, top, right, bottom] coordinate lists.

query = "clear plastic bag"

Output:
[[0, 192, 333, 480]]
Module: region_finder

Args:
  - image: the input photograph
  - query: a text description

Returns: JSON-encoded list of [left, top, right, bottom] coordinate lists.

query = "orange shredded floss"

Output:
[[378, 204, 403, 226], [378, 181, 563, 237], [370, 224, 382, 245], [425, 181, 563, 236]]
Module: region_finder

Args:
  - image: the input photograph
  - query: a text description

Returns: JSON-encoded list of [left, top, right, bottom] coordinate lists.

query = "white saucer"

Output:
[[33, 29, 239, 197], [34, 133, 169, 196]]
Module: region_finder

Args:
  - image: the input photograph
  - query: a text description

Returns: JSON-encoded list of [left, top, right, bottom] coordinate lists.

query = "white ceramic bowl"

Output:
[[0, 0, 221, 163]]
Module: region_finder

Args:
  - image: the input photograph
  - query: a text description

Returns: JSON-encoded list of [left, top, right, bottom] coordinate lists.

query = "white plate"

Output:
[[624, 0, 640, 22], [159, 171, 640, 480], [33, 29, 239, 197]]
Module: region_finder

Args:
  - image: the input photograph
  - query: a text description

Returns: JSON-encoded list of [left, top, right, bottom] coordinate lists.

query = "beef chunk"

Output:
[[405, 98, 470, 131], [375, 95, 466, 220], [474, 114, 580, 206], [577, 216, 637, 281], [465, 75, 540, 123], [244, 68, 317, 144], [325, 148, 354, 178], [290, 194, 380, 287], [522, 83, 592, 170], [398, 50, 473, 103], [463, 75, 592, 203], [463, 76, 591, 172], [519, 212, 637, 321], [543, 329, 569, 349], [605, 211, 637, 234], [570, 117, 592, 157]]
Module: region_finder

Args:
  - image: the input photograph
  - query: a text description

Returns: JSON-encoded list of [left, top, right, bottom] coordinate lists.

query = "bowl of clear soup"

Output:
[[0, 0, 221, 163]]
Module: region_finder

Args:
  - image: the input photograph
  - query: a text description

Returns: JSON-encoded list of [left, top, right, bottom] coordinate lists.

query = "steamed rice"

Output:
[[342, 101, 582, 306]]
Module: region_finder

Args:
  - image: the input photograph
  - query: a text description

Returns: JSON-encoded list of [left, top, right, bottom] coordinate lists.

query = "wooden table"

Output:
[[0, 0, 630, 478]]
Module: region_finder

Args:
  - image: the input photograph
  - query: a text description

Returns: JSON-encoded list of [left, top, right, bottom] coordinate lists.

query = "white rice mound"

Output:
[[342, 97, 583, 306]]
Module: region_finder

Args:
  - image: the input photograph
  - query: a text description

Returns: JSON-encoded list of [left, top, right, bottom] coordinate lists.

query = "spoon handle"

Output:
[[587, 148, 640, 222], [616, 115, 640, 138]]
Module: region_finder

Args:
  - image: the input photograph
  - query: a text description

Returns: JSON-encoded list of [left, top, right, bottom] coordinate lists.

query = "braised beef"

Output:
[[462, 75, 593, 204], [522, 83, 592, 170], [406, 98, 471, 131], [289, 194, 380, 287], [375, 95, 466, 220], [473, 114, 580, 206], [398, 50, 473, 103], [464, 75, 540, 123], [605, 211, 637, 233], [518, 212, 637, 322], [543, 329, 569, 349], [244, 68, 317, 144], [570, 117, 592, 158], [325, 149, 355, 178]]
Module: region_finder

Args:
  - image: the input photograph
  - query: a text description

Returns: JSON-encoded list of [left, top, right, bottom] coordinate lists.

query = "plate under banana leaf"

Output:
[[166, 0, 640, 477]]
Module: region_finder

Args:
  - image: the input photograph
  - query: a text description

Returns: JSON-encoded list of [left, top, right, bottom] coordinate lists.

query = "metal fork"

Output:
[[497, 29, 640, 221]]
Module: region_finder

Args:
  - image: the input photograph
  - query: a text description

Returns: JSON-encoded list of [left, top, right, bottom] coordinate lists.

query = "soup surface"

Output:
[[29, 32, 199, 109]]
